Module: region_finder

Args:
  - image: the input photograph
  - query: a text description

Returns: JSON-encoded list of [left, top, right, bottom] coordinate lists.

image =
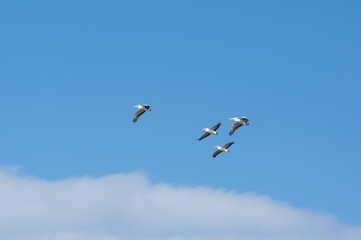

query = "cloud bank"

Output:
[[0, 168, 360, 240]]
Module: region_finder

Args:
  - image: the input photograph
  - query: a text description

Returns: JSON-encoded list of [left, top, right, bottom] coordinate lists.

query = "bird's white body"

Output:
[[229, 116, 248, 125], [229, 117, 241, 122], [133, 105, 151, 111], [202, 128, 217, 135], [214, 146, 229, 152]]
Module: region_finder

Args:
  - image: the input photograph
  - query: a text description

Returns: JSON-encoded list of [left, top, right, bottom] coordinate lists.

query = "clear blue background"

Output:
[[1, 0, 360, 225]]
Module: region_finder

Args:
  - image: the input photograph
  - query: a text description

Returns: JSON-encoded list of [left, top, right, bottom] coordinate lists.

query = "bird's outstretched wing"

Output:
[[223, 142, 234, 149], [133, 109, 145, 122], [213, 150, 222, 158], [198, 132, 211, 141], [229, 123, 243, 136], [211, 122, 221, 131]]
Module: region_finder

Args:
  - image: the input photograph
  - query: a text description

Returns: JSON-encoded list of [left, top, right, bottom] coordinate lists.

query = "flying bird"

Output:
[[213, 142, 235, 158], [132, 104, 151, 122], [198, 122, 221, 141], [229, 116, 249, 136]]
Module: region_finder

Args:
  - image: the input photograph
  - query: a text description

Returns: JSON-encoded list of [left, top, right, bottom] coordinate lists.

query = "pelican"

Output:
[[229, 116, 249, 136], [213, 142, 235, 158], [198, 122, 221, 141], [132, 104, 151, 122]]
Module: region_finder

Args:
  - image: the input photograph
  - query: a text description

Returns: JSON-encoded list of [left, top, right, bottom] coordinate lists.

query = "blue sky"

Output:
[[1, 0, 361, 236]]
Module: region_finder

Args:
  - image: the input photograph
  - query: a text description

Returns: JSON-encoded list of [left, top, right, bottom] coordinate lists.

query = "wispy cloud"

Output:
[[0, 168, 360, 240]]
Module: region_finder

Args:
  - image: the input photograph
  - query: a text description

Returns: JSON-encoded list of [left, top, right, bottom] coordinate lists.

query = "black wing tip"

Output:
[[223, 141, 235, 149], [213, 150, 221, 158], [212, 122, 222, 131]]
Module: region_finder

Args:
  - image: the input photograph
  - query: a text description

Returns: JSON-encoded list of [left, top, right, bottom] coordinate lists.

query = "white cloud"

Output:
[[0, 167, 360, 240]]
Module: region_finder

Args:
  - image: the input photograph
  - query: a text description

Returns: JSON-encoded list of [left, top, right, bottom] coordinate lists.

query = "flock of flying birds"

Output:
[[132, 104, 250, 158]]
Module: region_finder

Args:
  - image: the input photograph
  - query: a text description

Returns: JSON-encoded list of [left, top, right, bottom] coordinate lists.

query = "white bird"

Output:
[[213, 142, 235, 158], [198, 122, 221, 141], [229, 116, 249, 136], [132, 104, 151, 122]]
